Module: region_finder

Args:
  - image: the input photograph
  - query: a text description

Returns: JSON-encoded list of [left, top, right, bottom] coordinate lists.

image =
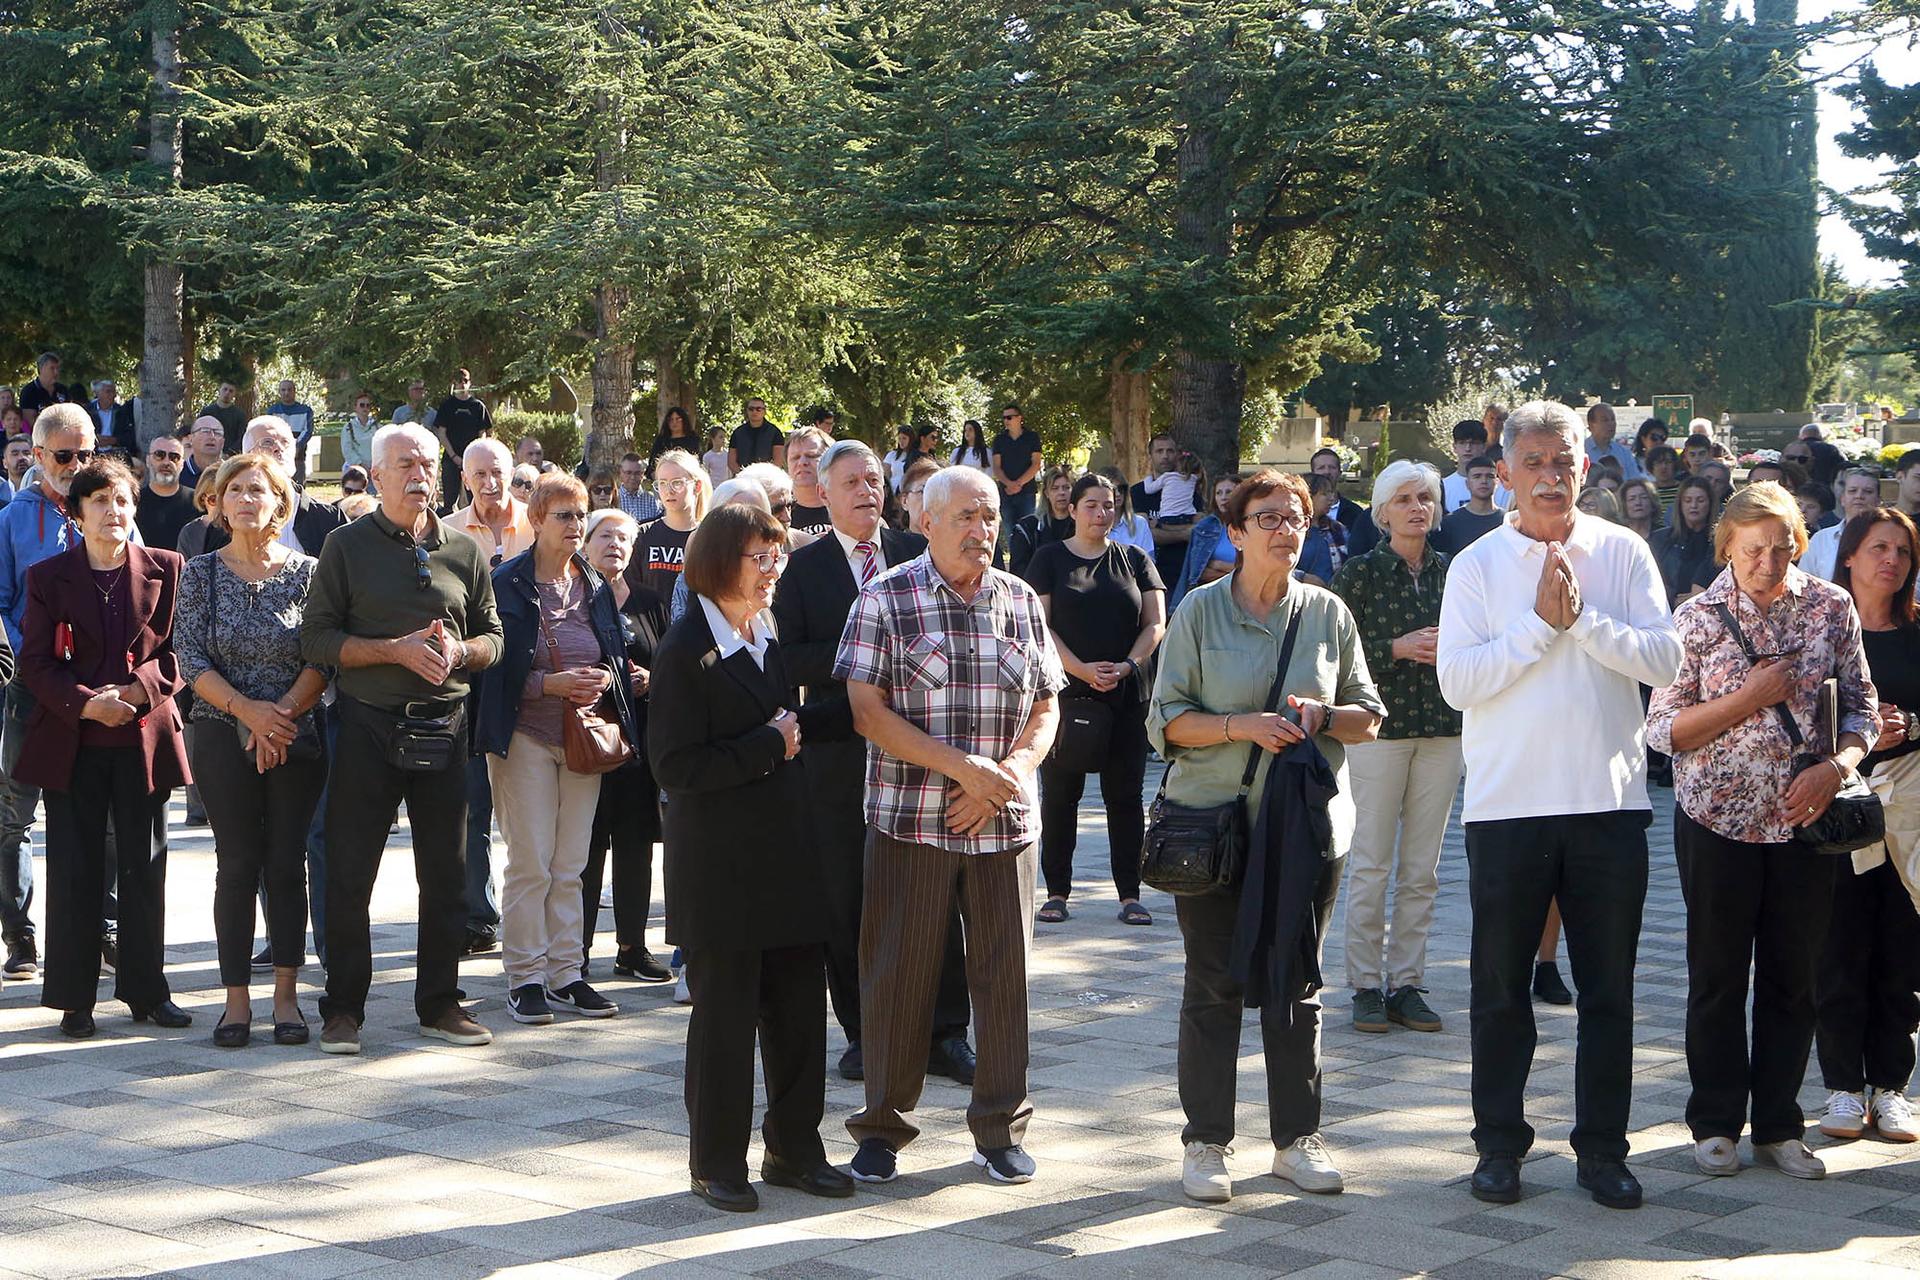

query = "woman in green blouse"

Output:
[[1148, 469, 1385, 1206], [1330, 461, 1462, 1039]]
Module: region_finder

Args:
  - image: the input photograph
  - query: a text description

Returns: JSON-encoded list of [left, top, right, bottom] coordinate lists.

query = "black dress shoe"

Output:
[[761, 1154, 855, 1198], [689, 1176, 758, 1212], [59, 1010, 95, 1039], [928, 1035, 977, 1085], [131, 1000, 193, 1029], [462, 928, 499, 957], [213, 1019, 250, 1048], [1469, 1154, 1521, 1204], [1576, 1157, 1643, 1209], [838, 1040, 864, 1081]]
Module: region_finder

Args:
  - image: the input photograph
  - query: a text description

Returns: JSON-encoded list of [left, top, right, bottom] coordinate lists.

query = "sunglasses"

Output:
[[550, 509, 588, 523], [413, 544, 432, 590], [770, 500, 794, 514], [591, 486, 613, 496], [510, 478, 533, 490], [149, 450, 183, 462], [44, 448, 93, 465]]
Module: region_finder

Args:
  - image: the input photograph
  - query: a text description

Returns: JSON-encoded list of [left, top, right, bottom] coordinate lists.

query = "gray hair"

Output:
[[1369, 459, 1444, 531], [738, 462, 791, 501], [31, 403, 92, 447], [712, 476, 772, 510], [371, 423, 439, 469], [583, 507, 638, 545], [820, 438, 879, 477], [922, 464, 997, 516], [1501, 400, 1583, 455], [242, 414, 294, 451], [462, 437, 511, 472]]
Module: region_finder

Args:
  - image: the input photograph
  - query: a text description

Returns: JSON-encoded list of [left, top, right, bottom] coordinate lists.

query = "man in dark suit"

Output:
[[772, 439, 976, 1085], [203, 416, 348, 556], [86, 379, 136, 454]]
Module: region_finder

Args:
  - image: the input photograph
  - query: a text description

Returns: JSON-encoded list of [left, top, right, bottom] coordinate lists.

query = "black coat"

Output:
[[772, 527, 926, 852], [648, 602, 840, 951]]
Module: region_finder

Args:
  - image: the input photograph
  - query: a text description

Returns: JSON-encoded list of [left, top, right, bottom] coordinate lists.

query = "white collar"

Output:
[[698, 594, 771, 666], [834, 527, 885, 563]]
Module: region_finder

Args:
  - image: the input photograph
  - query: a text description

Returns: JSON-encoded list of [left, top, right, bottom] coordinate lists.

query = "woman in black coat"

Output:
[[647, 503, 851, 1213]]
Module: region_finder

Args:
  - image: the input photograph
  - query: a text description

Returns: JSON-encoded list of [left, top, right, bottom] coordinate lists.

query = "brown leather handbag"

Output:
[[536, 601, 633, 776]]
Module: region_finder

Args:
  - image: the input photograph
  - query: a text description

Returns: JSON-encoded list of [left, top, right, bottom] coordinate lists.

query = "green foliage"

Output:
[[494, 411, 582, 471], [1839, 60, 1920, 362]]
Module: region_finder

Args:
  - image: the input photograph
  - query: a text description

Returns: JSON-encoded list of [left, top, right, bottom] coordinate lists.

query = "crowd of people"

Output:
[[0, 360, 1914, 1220]]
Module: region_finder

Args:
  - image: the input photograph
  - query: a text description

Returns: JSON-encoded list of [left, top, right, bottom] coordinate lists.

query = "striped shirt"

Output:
[[834, 553, 1066, 854]]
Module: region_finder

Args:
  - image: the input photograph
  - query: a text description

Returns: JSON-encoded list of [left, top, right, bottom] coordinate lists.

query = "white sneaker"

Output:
[[1819, 1089, 1869, 1139], [1692, 1136, 1740, 1177], [1182, 1141, 1232, 1203], [1872, 1088, 1918, 1143], [673, 966, 692, 1005], [598, 886, 614, 910], [1753, 1138, 1826, 1180], [1272, 1133, 1343, 1194]]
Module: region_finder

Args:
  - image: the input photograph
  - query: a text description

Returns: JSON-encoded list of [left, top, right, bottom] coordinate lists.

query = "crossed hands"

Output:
[[1533, 543, 1582, 631], [544, 665, 613, 706], [81, 685, 141, 727], [945, 753, 1022, 835], [392, 619, 459, 684]]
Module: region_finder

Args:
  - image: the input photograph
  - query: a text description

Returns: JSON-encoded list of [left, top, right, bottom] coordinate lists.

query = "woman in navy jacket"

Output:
[[473, 474, 640, 1027]]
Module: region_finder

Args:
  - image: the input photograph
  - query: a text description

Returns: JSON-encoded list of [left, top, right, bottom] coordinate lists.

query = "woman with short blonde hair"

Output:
[[1714, 481, 1810, 566]]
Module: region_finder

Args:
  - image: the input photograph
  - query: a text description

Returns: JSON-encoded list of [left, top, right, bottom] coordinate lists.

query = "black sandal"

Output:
[[1119, 901, 1153, 926], [1036, 897, 1069, 923]]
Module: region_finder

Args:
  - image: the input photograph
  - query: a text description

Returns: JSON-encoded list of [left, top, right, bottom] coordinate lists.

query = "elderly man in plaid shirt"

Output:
[[835, 465, 1064, 1187], [615, 453, 663, 523]]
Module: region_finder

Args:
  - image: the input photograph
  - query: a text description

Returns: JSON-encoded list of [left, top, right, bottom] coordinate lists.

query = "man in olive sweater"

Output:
[[301, 423, 504, 1055]]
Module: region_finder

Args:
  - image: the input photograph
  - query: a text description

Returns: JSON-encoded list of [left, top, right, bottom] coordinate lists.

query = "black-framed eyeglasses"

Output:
[[1246, 510, 1309, 532], [47, 449, 93, 465], [413, 544, 432, 590], [1001, 414, 1017, 421]]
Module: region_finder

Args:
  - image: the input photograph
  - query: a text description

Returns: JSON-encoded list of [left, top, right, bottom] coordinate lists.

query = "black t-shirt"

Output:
[[627, 518, 692, 604], [136, 486, 198, 554], [1130, 479, 1158, 516], [1864, 625, 1920, 772], [1432, 507, 1503, 556], [202, 402, 247, 455], [19, 379, 74, 415], [991, 431, 1042, 494], [1024, 539, 1164, 700], [435, 395, 492, 455], [729, 422, 784, 466], [789, 501, 833, 540]]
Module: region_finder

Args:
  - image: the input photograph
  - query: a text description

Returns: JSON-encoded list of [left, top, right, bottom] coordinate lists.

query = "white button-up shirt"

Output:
[[834, 528, 886, 584], [1437, 511, 1682, 823]]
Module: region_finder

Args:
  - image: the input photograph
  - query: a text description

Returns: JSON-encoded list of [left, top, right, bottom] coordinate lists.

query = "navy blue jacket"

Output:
[[473, 548, 640, 760]]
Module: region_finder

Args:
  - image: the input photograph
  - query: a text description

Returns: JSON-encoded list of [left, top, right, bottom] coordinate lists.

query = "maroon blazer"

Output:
[[15, 541, 189, 794]]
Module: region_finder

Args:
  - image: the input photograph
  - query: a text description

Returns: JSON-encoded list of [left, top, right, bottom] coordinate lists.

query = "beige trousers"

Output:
[[489, 731, 603, 990], [1342, 735, 1463, 991]]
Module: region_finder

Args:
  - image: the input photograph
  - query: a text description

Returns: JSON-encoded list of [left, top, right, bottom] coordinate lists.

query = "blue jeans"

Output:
[[465, 754, 499, 931]]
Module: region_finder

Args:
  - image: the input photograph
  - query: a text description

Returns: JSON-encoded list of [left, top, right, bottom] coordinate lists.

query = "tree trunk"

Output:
[[589, 285, 635, 473], [1107, 357, 1152, 478], [138, 11, 186, 449], [655, 346, 698, 432], [1168, 54, 1245, 479]]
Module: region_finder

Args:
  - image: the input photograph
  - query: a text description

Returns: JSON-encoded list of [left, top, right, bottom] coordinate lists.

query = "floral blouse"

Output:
[[1647, 565, 1879, 844]]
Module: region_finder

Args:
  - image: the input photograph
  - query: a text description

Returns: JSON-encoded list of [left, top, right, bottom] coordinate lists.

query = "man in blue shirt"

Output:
[[266, 378, 318, 486], [1583, 403, 1641, 481]]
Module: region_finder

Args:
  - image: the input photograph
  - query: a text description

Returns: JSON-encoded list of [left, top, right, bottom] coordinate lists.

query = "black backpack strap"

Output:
[[1713, 598, 1804, 750]]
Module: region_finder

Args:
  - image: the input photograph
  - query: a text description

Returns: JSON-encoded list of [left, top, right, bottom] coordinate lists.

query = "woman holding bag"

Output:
[[1646, 482, 1879, 1180], [475, 472, 640, 1027], [1148, 469, 1383, 1205], [1027, 472, 1165, 926], [1817, 507, 1920, 1143]]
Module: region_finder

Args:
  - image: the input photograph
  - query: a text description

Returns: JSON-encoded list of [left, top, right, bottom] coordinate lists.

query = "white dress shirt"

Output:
[[1800, 522, 1843, 581], [834, 528, 887, 584], [1437, 511, 1682, 823], [698, 595, 772, 670]]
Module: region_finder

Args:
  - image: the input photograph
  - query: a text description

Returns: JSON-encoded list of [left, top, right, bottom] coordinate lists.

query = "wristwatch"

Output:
[[1905, 708, 1919, 743]]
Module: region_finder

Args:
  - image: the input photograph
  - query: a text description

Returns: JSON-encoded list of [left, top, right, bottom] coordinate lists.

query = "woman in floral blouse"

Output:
[[1647, 481, 1879, 1183]]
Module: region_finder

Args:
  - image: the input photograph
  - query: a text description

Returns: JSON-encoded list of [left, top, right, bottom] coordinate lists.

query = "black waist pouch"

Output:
[[349, 698, 466, 772]]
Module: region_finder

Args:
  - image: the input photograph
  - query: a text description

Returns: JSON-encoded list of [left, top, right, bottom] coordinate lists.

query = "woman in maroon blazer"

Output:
[[17, 458, 190, 1038]]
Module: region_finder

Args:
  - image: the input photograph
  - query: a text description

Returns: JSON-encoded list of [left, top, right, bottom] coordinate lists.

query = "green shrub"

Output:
[[494, 411, 582, 470]]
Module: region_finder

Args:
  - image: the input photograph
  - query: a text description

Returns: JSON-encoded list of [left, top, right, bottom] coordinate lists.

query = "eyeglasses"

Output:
[[413, 544, 432, 590], [549, 509, 588, 523], [658, 478, 690, 493], [743, 548, 789, 574], [770, 500, 793, 514], [1001, 414, 1017, 421], [44, 449, 93, 465], [1245, 510, 1309, 532]]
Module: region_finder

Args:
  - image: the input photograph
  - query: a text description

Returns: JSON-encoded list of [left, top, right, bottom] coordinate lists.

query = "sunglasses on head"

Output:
[[46, 449, 92, 465]]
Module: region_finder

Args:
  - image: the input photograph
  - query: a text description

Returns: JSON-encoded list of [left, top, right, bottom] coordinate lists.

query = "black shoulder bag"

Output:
[[1712, 600, 1883, 855], [1141, 610, 1303, 896]]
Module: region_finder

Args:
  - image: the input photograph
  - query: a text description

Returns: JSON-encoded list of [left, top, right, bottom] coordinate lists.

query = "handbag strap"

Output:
[[1713, 599, 1805, 750], [1237, 608, 1306, 797]]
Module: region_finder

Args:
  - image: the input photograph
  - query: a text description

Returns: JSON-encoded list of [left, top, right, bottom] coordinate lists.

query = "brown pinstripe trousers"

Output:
[[846, 828, 1034, 1151]]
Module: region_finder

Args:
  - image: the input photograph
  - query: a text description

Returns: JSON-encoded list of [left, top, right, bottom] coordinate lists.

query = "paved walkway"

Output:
[[1, 779, 1917, 1278]]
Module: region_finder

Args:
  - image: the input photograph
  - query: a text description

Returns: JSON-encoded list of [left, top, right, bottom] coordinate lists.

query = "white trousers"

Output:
[[489, 732, 603, 990], [1342, 735, 1463, 991]]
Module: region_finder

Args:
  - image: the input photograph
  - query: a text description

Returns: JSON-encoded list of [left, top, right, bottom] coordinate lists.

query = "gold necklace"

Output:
[[92, 562, 127, 605]]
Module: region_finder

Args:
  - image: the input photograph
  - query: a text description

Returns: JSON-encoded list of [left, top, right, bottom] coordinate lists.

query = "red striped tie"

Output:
[[856, 540, 878, 586]]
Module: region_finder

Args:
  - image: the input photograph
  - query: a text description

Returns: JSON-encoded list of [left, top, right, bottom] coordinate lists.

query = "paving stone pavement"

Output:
[[1, 776, 1917, 1278]]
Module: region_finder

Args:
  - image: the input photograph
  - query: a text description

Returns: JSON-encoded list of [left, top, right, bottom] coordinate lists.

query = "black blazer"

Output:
[[205, 492, 349, 557], [771, 527, 925, 851], [648, 601, 841, 951]]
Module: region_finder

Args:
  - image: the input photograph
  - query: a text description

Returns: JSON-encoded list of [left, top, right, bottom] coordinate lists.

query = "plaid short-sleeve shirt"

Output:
[[833, 553, 1067, 854]]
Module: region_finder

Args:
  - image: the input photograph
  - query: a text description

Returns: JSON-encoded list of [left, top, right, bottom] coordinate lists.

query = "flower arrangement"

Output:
[[1319, 439, 1361, 475], [1738, 450, 1780, 467], [1882, 442, 1919, 469]]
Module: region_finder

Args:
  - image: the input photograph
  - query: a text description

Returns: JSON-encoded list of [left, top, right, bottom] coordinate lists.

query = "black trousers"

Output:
[[1466, 811, 1648, 1160], [1039, 700, 1148, 901], [320, 698, 470, 1026], [683, 942, 828, 1182], [1674, 808, 1836, 1143], [42, 746, 170, 1013], [193, 719, 326, 986], [1176, 854, 1341, 1149], [582, 767, 659, 956], [1816, 857, 1920, 1093]]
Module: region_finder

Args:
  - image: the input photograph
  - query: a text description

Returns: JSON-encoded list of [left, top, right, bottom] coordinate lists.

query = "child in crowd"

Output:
[[700, 425, 730, 488], [1143, 450, 1202, 524]]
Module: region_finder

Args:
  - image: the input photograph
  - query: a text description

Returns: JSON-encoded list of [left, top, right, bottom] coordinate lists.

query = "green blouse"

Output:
[[1330, 545, 1461, 741], [1148, 575, 1385, 856]]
